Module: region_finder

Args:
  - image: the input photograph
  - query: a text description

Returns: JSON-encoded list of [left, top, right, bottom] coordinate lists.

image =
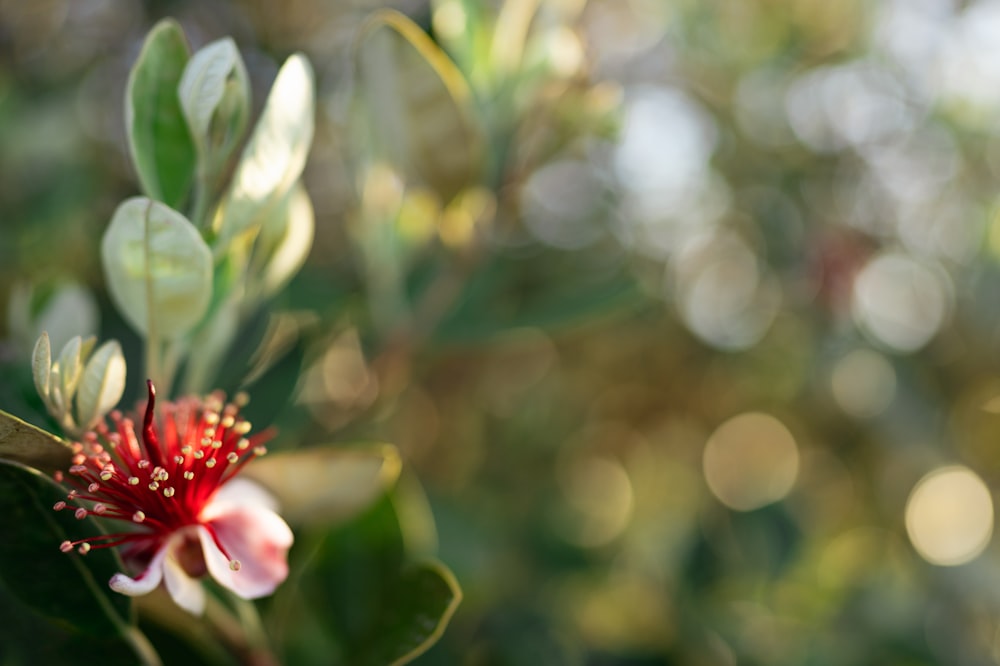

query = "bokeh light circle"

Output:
[[851, 251, 951, 352], [703, 412, 799, 511], [830, 348, 896, 419], [905, 466, 993, 566]]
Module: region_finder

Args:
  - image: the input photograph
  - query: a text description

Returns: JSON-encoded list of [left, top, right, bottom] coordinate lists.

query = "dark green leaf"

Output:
[[0, 461, 133, 637], [125, 19, 197, 209], [0, 583, 137, 666], [274, 495, 461, 665]]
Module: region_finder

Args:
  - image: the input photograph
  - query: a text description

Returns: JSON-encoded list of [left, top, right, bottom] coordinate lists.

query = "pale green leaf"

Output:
[[101, 197, 213, 339], [0, 410, 71, 474], [178, 37, 250, 157], [75, 340, 126, 432], [215, 54, 315, 251], [252, 182, 315, 301], [356, 10, 484, 202], [125, 19, 197, 209], [243, 444, 401, 525]]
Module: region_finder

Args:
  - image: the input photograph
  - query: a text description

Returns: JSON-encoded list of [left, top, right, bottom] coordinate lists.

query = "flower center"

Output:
[[174, 528, 209, 578]]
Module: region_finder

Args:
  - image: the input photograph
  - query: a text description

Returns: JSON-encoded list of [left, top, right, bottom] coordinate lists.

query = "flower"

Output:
[[52, 380, 293, 614]]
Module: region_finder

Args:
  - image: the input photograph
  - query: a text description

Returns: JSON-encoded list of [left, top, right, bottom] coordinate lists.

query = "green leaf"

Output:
[[243, 444, 401, 526], [215, 54, 315, 252], [0, 409, 71, 474], [0, 460, 133, 637], [249, 182, 315, 302], [355, 10, 484, 202], [125, 19, 197, 210], [101, 197, 213, 340], [274, 495, 461, 665], [431, 250, 644, 343]]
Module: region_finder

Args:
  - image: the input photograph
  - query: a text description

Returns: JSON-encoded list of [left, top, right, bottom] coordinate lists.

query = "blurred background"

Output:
[[5, 0, 1000, 664]]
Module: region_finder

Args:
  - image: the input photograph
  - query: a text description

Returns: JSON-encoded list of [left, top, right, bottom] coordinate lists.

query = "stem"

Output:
[[122, 625, 163, 666], [159, 339, 184, 398], [204, 594, 280, 666], [190, 165, 212, 231], [232, 594, 271, 656]]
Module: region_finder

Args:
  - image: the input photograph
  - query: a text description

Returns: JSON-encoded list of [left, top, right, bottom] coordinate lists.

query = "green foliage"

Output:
[[355, 10, 485, 203], [275, 495, 460, 666], [125, 19, 197, 210], [0, 462, 135, 641]]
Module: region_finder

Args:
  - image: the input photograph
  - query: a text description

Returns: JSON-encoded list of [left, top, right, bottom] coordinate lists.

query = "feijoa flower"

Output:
[[53, 380, 292, 614]]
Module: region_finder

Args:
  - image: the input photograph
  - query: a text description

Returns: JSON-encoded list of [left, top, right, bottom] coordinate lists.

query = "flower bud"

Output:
[[32, 332, 126, 436], [75, 340, 127, 431]]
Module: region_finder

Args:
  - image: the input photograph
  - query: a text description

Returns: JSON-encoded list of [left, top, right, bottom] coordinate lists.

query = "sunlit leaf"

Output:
[[0, 410, 71, 474], [178, 37, 250, 168], [356, 10, 484, 203], [243, 444, 401, 525], [0, 461, 133, 637], [101, 197, 213, 339], [215, 54, 314, 252], [179, 38, 242, 147], [125, 19, 196, 210]]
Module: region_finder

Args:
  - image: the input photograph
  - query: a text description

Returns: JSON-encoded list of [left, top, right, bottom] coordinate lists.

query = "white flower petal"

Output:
[[109, 541, 169, 597], [163, 551, 206, 614]]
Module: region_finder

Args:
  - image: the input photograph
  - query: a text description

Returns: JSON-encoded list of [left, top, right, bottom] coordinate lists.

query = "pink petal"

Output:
[[108, 540, 169, 597], [206, 477, 280, 514], [197, 503, 293, 599]]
